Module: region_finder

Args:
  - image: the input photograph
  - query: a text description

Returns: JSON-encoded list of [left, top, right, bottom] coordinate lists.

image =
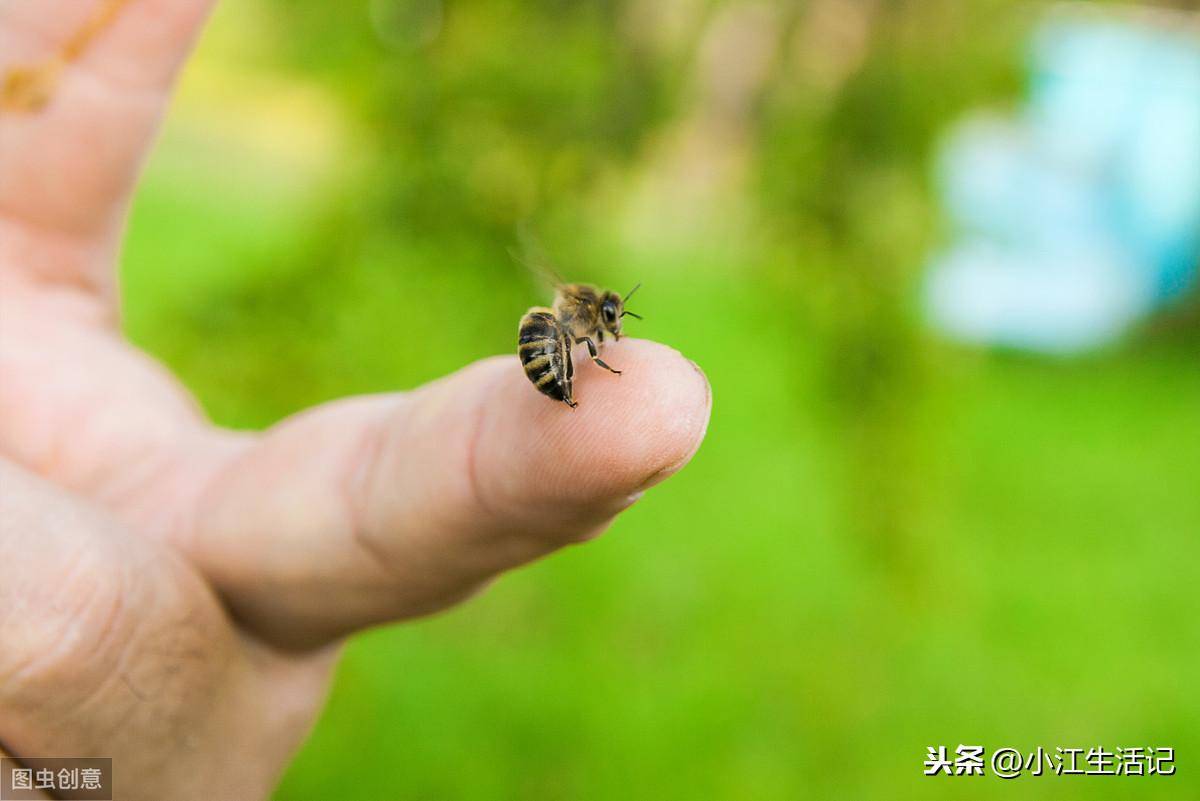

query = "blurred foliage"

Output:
[[120, 0, 1199, 799]]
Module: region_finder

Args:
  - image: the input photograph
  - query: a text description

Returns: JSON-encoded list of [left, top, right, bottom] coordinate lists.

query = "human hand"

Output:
[[0, 2, 711, 799]]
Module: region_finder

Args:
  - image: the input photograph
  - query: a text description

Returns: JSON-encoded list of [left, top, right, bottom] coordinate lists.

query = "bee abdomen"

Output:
[[518, 309, 575, 406]]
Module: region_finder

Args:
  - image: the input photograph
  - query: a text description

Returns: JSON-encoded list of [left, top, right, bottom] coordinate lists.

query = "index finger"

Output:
[[187, 338, 713, 650]]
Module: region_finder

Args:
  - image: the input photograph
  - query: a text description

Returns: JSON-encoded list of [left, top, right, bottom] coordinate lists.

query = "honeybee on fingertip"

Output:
[[516, 257, 643, 409]]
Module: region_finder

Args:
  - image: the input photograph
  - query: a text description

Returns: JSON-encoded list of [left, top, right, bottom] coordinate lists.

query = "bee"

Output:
[[518, 282, 642, 408]]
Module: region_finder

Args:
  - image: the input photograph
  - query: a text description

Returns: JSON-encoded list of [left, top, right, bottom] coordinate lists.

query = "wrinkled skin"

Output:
[[0, 2, 711, 798]]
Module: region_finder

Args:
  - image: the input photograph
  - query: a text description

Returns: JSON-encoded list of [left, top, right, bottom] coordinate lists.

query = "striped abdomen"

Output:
[[518, 308, 576, 407]]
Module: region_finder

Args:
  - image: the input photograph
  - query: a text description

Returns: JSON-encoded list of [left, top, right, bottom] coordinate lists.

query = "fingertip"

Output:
[[478, 338, 711, 528], [585, 338, 712, 492]]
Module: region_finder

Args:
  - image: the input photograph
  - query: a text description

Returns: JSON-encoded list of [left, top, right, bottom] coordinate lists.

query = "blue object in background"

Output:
[[925, 6, 1200, 353]]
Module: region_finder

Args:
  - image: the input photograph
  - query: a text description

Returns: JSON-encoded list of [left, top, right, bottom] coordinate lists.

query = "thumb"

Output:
[[1, 0, 215, 290], [186, 339, 711, 649]]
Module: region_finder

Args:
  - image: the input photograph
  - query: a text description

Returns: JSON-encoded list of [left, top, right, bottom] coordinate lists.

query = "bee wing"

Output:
[[510, 228, 567, 290], [508, 247, 563, 291]]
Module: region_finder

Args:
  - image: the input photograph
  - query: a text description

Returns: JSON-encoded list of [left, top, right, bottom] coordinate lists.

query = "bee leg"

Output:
[[575, 337, 621, 375]]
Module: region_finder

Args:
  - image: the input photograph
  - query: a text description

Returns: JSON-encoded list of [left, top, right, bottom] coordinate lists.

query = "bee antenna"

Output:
[[621, 310, 643, 320], [623, 282, 642, 302]]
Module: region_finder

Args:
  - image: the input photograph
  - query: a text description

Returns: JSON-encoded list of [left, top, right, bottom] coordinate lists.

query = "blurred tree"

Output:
[[269, 0, 672, 246], [753, 0, 1025, 586]]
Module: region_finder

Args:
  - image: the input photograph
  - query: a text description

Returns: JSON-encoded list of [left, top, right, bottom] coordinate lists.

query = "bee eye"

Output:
[[603, 303, 617, 323]]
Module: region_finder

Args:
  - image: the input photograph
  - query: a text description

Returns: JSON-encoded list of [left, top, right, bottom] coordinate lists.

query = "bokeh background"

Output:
[[120, 0, 1199, 798]]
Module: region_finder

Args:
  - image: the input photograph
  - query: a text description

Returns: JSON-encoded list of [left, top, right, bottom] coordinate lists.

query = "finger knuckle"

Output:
[[0, 540, 134, 696]]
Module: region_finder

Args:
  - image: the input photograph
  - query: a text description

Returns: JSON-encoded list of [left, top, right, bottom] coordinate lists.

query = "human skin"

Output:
[[0, 2, 712, 799]]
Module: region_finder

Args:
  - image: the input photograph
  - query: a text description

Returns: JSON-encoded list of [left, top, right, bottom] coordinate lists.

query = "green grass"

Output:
[[259, 346, 1197, 801]]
